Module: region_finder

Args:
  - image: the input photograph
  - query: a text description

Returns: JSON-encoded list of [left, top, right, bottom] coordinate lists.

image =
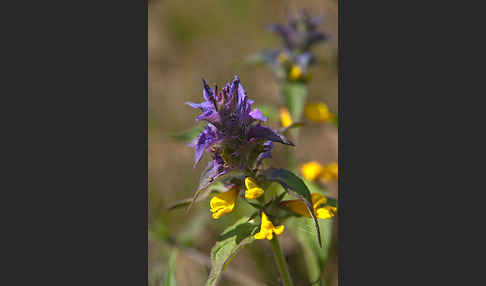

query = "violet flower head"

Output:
[[187, 76, 293, 179], [258, 10, 328, 82], [268, 9, 328, 53]]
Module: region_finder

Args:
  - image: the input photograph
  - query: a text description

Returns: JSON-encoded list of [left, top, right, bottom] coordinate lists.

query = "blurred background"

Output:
[[149, 0, 338, 285]]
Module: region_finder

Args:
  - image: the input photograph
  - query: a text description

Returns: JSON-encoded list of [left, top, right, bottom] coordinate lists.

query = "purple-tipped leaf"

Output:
[[248, 125, 294, 146]]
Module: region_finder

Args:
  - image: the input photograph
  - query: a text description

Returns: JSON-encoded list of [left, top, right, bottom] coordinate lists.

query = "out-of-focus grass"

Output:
[[149, 0, 338, 285]]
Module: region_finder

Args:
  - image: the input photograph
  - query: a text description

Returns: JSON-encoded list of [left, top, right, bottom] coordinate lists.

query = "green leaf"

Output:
[[186, 161, 221, 214], [326, 197, 337, 208], [279, 121, 306, 133], [287, 217, 334, 283], [167, 182, 226, 211], [262, 168, 322, 247], [167, 193, 211, 211], [206, 217, 258, 286], [169, 124, 205, 142], [281, 82, 307, 123], [163, 249, 177, 286], [301, 178, 338, 208]]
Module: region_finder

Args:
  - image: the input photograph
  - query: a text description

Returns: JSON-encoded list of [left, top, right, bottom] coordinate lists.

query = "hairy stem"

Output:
[[269, 236, 294, 286]]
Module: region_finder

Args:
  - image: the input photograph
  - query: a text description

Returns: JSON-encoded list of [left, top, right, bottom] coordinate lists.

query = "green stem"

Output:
[[269, 236, 294, 286]]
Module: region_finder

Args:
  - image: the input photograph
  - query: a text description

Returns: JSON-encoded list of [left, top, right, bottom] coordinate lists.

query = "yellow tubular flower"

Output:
[[320, 162, 338, 182], [209, 187, 238, 219], [305, 102, 333, 122], [254, 211, 285, 240], [289, 65, 303, 81], [280, 193, 337, 220], [244, 177, 264, 199], [316, 206, 337, 219], [300, 161, 324, 181], [280, 107, 293, 128]]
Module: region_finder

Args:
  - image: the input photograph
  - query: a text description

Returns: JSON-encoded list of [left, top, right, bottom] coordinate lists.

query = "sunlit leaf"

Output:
[[206, 217, 258, 286], [262, 168, 322, 247]]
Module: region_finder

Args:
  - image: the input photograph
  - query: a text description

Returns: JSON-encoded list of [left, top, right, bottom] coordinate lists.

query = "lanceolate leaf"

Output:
[[279, 121, 306, 133], [166, 182, 227, 211], [262, 168, 322, 247], [206, 217, 258, 286], [186, 161, 219, 214], [166, 190, 219, 211]]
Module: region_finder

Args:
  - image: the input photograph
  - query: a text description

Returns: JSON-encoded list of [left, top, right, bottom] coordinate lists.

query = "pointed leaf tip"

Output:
[[263, 168, 322, 247]]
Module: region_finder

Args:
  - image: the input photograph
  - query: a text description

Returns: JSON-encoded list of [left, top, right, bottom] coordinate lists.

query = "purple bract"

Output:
[[187, 76, 293, 179], [268, 9, 328, 53]]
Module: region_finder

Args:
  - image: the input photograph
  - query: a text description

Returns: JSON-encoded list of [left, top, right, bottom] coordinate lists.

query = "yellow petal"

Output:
[[257, 212, 284, 239], [316, 206, 337, 219], [245, 177, 260, 190], [273, 225, 285, 235], [210, 196, 227, 209], [254, 231, 267, 240], [212, 208, 226, 219], [289, 65, 302, 81], [300, 161, 324, 181], [212, 188, 238, 205], [311, 193, 327, 210], [280, 108, 293, 128], [245, 187, 264, 199], [260, 211, 270, 224], [209, 188, 237, 219], [255, 212, 272, 239], [280, 199, 312, 217], [266, 232, 274, 240], [305, 102, 332, 122], [210, 204, 234, 219], [263, 222, 274, 231]]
